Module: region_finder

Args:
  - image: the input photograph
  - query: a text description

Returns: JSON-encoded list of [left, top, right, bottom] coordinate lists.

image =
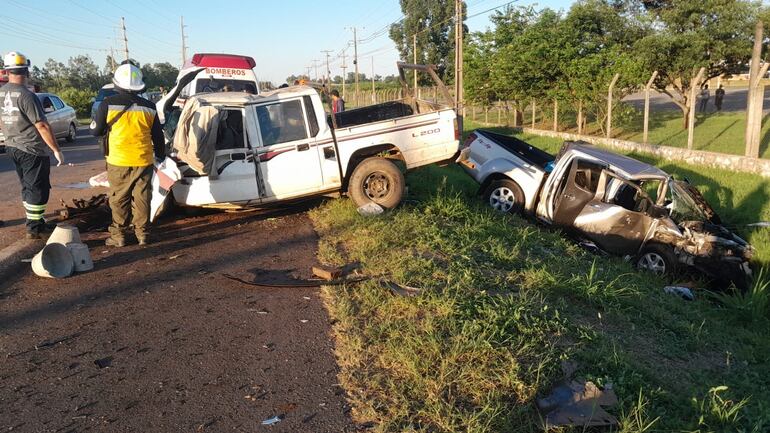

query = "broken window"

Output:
[[216, 109, 245, 150], [604, 177, 655, 214], [573, 160, 604, 193], [256, 99, 308, 147]]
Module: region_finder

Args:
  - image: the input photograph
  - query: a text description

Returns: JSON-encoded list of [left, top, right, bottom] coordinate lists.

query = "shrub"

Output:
[[56, 87, 95, 118]]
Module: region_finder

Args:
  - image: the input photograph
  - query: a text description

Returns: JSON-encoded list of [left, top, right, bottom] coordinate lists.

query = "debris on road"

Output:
[[537, 380, 618, 429], [31, 243, 74, 278], [357, 202, 383, 216], [260, 415, 283, 426], [58, 194, 111, 232], [93, 356, 113, 369], [663, 286, 695, 301], [312, 265, 343, 281], [88, 171, 109, 188], [222, 273, 368, 288]]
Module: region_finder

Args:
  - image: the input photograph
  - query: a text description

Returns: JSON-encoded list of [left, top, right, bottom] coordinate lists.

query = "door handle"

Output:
[[296, 143, 309, 151]]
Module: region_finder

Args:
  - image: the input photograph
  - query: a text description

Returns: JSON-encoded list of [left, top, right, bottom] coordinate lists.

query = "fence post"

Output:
[[513, 102, 518, 127], [485, 106, 489, 123], [606, 73, 620, 138], [472, 105, 476, 121], [497, 102, 502, 124], [747, 62, 770, 157], [687, 67, 706, 150], [643, 70, 658, 144], [577, 100, 583, 135], [553, 99, 558, 132], [531, 99, 536, 129]]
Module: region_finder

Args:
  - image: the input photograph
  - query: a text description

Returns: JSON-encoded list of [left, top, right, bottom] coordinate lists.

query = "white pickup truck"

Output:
[[457, 129, 753, 290], [152, 63, 459, 214]]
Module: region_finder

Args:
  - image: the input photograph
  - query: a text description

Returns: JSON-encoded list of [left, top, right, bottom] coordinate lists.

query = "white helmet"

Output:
[[112, 63, 145, 92], [3, 51, 31, 70]]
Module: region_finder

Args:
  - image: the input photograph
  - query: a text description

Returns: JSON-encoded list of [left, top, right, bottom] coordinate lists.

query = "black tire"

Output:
[[348, 157, 405, 209], [483, 178, 524, 214], [636, 243, 677, 277], [65, 123, 76, 143]]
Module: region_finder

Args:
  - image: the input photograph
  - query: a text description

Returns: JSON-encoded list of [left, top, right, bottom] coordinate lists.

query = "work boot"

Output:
[[25, 231, 41, 240], [105, 237, 125, 247]]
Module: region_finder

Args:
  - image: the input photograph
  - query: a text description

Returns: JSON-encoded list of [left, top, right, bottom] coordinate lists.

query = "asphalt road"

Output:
[[0, 130, 355, 432], [623, 86, 770, 113]]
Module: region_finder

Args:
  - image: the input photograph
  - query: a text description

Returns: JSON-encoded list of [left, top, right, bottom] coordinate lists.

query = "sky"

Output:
[[1, 0, 574, 85]]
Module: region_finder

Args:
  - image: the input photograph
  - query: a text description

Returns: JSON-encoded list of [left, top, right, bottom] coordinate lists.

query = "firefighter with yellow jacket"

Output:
[[91, 63, 164, 247]]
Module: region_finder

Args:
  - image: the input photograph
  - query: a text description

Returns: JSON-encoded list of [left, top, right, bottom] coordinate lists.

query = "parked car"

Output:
[[151, 63, 459, 218], [90, 84, 118, 120], [1, 92, 77, 150], [457, 130, 753, 290]]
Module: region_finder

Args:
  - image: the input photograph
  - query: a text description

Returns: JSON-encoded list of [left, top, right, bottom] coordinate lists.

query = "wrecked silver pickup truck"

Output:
[[457, 130, 753, 289]]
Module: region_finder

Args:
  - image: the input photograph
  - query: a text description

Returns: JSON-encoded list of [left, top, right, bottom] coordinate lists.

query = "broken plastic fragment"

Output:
[[357, 202, 383, 216], [261, 415, 283, 425]]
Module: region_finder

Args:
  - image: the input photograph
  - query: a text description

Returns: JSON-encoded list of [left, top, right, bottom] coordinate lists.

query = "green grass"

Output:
[[309, 122, 770, 432]]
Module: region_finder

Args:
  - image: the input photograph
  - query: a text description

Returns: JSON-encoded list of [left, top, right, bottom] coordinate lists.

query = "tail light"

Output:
[[461, 132, 477, 149]]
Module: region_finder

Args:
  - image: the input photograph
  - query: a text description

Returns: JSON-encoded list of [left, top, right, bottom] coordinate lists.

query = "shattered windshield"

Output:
[[668, 180, 718, 223]]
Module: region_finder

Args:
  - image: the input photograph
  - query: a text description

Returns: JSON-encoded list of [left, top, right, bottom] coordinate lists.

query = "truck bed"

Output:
[[329, 100, 415, 128], [478, 130, 554, 169]]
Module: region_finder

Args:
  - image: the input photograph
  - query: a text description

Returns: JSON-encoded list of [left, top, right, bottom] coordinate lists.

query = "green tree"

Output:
[[634, 0, 760, 127], [389, 0, 465, 81], [65, 55, 102, 91]]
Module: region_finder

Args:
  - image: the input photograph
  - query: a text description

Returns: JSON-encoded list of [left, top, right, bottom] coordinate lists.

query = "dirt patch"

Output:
[[0, 207, 354, 432]]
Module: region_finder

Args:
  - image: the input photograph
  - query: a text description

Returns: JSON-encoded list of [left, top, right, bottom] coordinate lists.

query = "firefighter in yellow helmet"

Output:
[[0, 51, 65, 238], [90, 63, 165, 247]]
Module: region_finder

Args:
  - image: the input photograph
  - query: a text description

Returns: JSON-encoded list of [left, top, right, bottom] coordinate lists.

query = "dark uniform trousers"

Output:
[[8, 147, 51, 233], [106, 164, 152, 241]]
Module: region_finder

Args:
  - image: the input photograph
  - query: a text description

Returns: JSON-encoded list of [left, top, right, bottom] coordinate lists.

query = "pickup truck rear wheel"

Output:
[[484, 179, 524, 214], [348, 157, 405, 210]]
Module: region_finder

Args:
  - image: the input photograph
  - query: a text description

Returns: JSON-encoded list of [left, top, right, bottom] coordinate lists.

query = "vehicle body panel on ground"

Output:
[[457, 130, 753, 289], [152, 63, 459, 217]]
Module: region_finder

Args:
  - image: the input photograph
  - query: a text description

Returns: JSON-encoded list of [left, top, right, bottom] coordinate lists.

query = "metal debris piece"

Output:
[[261, 415, 283, 426], [537, 380, 618, 429], [663, 286, 695, 301], [58, 194, 111, 231], [222, 273, 368, 288], [357, 202, 383, 216]]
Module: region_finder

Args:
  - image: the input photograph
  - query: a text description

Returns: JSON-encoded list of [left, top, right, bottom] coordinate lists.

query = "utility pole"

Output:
[[371, 57, 375, 103], [340, 51, 348, 99], [413, 34, 418, 91], [180, 15, 188, 66], [312, 59, 320, 81], [120, 17, 129, 61], [305, 66, 312, 80], [454, 0, 464, 112], [352, 27, 359, 96], [321, 50, 333, 86]]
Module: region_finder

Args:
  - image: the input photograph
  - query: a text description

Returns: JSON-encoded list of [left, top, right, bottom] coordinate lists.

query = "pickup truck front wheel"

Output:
[[484, 179, 524, 214], [348, 157, 405, 210]]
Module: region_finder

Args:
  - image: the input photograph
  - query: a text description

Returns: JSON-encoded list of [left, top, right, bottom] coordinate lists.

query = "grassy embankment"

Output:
[[309, 121, 770, 432]]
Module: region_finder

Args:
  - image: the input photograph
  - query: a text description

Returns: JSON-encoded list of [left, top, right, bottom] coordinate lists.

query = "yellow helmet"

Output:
[[3, 52, 31, 70]]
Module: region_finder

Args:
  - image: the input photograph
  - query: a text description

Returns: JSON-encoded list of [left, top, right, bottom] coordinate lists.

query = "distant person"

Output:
[[159, 86, 167, 96], [91, 63, 165, 247], [221, 85, 234, 92], [699, 84, 710, 113], [0, 51, 65, 238], [715, 84, 725, 111], [331, 89, 345, 113]]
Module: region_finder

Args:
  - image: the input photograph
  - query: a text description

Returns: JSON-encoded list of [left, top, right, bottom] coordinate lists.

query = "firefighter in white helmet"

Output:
[[90, 62, 164, 247], [0, 51, 65, 238]]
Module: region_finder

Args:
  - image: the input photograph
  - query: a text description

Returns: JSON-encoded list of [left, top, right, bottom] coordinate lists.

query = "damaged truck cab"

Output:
[[457, 131, 753, 289]]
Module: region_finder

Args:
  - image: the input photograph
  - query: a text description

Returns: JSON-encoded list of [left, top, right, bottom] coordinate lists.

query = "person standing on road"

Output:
[[91, 63, 164, 247], [699, 84, 710, 113], [331, 89, 345, 113], [715, 84, 725, 112], [0, 52, 65, 239]]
